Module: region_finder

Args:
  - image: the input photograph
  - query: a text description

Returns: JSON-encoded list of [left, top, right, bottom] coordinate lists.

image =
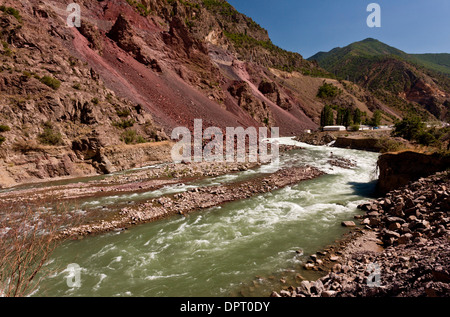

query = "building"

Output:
[[323, 126, 346, 132]]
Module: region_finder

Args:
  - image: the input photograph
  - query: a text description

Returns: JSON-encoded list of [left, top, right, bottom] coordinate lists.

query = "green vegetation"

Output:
[[121, 130, 147, 144], [72, 83, 81, 90], [392, 116, 425, 141], [2, 42, 12, 57], [126, 0, 151, 17], [38, 122, 63, 146], [39, 76, 61, 90], [0, 125, 11, 132], [0, 124, 8, 147], [410, 53, 450, 77], [370, 110, 382, 127], [317, 82, 341, 99], [308, 38, 450, 120], [392, 116, 450, 148], [375, 137, 405, 153], [91, 98, 99, 105], [0, 6, 22, 23], [116, 109, 131, 118], [113, 119, 135, 129], [202, 0, 235, 16], [320, 105, 334, 127]]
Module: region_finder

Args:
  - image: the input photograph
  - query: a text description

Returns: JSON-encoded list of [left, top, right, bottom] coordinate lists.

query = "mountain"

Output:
[[0, 0, 403, 186], [309, 38, 450, 121], [410, 54, 450, 77]]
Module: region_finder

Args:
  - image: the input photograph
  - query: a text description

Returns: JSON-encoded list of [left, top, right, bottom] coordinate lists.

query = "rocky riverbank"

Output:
[[271, 171, 450, 297], [59, 166, 325, 238]]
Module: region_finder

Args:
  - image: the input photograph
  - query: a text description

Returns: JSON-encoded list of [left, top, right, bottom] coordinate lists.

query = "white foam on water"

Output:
[[144, 272, 188, 281]]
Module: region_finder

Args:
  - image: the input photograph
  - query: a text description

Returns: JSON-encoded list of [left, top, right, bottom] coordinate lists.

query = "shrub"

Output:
[[0, 125, 10, 132], [392, 116, 425, 141], [375, 137, 404, 153], [136, 135, 147, 144], [121, 130, 136, 144], [0, 6, 22, 23], [40, 76, 61, 90], [38, 122, 63, 146], [317, 82, 341, 99], [0, 136, 5, 146], [113, 119, 135, 129], [417, 131, 437, 146], [349, 124, 360, 132], [116, 109, 131, 118], [2, 42, 12, 56]]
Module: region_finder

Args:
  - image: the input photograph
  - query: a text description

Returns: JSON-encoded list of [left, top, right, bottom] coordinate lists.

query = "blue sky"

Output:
[[227, 0, 450, 58]]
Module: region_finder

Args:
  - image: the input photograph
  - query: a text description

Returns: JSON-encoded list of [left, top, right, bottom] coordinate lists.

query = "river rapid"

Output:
[[32, 138, 379, 297]]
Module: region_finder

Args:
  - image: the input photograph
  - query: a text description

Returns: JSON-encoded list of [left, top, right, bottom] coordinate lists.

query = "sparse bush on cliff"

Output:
[[38, 122, 63, 146], [0, 125, 10, 132], [375, 137, 404, 153], [116, 109, 131, 118], [121, 130, 147, 144], [0, 136, 5, 146], [39, 76, 61, 90], [113, 119, 135, 129], [0, 5, 22, 23], [317, 82, 341, 99]]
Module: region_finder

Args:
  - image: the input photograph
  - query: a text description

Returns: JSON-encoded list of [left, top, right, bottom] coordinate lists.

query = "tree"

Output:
[[343, 108, 353, 127], [392, 116, 425, 141], [320, 105, 334, 127], [317, 82, 341, 99], [353, 109, 362, 125], [371, 110, 382, 127], [0, 202, 70, 297], [336, 108, 344, 126]]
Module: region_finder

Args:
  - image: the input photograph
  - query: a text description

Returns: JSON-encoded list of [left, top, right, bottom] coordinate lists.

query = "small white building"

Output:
[[323, 126, 346, 132], [359, 125, 372, 131]]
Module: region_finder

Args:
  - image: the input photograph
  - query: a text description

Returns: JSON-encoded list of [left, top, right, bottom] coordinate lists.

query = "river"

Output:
[[32, 138, 379, 297]]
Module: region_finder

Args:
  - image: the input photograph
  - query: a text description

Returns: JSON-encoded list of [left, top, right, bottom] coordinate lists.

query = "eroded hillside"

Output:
[[0, 0, 393, 187]]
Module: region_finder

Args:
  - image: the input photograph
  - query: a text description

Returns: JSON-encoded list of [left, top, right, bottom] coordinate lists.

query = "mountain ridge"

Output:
[[0, 0, 419, 186], [308, 38, 450, 121]]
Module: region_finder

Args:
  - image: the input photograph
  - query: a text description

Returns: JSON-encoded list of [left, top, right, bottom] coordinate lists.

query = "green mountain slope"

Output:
[[308, 38, 450, 121], [410, 53, 450, 76]]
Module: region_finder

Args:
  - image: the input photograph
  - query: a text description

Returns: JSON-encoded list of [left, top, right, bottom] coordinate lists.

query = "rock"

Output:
[[279, 290, 291, 297], [304, 263, 315, 270], [332, 263, 342, 273], [321, 290, 337, 297], [341, 221, 356, 227], [309, 280, 323, 296], [297, 281, 312, 296], [398, 233, 413, 245], [270, 291, 281, 298]]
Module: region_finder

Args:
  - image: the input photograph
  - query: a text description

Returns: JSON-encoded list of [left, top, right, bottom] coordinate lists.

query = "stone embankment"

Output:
[[271, 171, 450, 297]]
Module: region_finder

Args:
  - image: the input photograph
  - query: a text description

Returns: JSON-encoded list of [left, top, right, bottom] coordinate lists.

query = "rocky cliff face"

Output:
[[0, 0, 397, 186], [377, 151, 450, 194]]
